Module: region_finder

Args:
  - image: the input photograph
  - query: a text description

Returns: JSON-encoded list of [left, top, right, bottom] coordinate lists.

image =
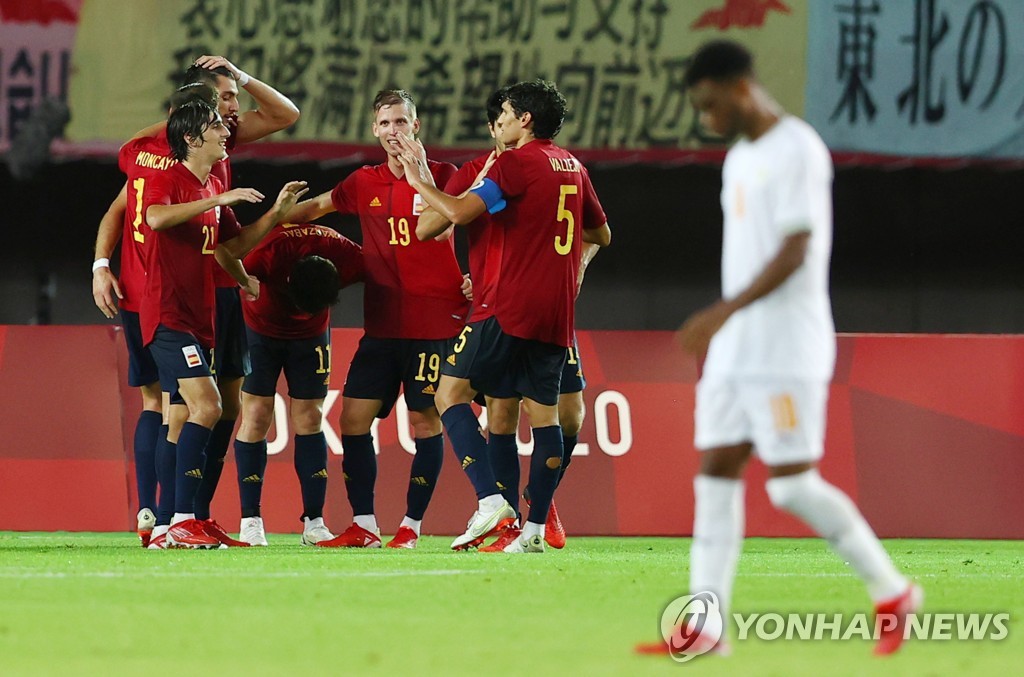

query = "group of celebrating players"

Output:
[[91, 55, 610, 553]]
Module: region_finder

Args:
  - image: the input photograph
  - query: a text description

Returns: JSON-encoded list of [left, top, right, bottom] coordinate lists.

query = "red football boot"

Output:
[[875, 583, 924, 656], [316, 523, 382, 548], [166, 519, 221, 549], [385, 526, 418, 549], [544, 500, 566, 549], [479, 526, 521, 552], [202, 518, 251, 547]]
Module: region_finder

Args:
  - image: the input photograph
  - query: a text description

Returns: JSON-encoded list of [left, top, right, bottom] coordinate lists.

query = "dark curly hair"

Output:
[[288, 255, 341, 315], [684, 40, 755, 88], [505, 80, 567, 139], [166, 99, 218, 162]]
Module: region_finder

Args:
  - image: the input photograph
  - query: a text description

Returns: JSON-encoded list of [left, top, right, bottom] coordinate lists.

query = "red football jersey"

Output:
[[116, 131, 177, 313], [445, 153, 503, 320], [481, 139, 607, 347], [208, 116, 237, 289], [330, 160, 467, 339], [242, 223, 364, 340], [140, 163, 240, 347]]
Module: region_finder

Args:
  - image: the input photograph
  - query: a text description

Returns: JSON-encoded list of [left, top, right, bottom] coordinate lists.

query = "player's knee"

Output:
[[486, 400, 519, 435], [558, 394, 585, 436], [291, 404, 324, 435], [765, 470, 816, 511], [192, 401, 223, 428], [340, 407, 373, 435]]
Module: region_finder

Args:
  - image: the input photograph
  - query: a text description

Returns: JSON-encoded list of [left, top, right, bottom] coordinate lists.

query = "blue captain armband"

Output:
[[469, 178, 507, 214]]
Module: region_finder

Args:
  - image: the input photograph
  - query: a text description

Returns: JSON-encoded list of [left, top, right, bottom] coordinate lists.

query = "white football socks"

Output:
[[765, 469, 908, 602], [690, 475, 745, 618], [400, 517, 422, 535], [171, 512, 195, 526], [353, 514, 379, 534], [479, 494, 506, 513], [522, 520, 545, 540]]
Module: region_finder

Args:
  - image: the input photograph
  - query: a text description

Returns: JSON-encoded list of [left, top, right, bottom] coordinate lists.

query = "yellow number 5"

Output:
[[554, 184, 578, 256]]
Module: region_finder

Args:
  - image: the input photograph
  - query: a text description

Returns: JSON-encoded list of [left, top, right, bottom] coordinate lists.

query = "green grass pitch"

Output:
[[0, 534, 1019, 676]]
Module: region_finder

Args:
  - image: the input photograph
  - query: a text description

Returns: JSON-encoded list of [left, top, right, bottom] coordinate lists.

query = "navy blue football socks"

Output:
[[192, 418, 235, 520], [294, 432, 328, 521], [525, 425, 563, 525], [441, 403, 499, 499], [341, 433, 377, 515], [487, 432, 520, 517], [155, 426, 175, 526], [134, 410, 161, 512], [235, 439, 268, 518], [558, 433, 578, 486], [174, 421, 212, 514], [406, 434, 444, 520]]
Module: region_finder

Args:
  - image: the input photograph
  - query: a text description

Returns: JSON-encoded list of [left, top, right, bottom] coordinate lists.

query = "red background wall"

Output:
[[1, 327, 1021, 538]]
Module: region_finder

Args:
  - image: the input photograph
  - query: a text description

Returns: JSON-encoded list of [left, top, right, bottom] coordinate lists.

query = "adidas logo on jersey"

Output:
[[496, 481, 507, 490], [461, 456, 475, 470], [184, 468, 203, 479], [410, 476, 429, 487], [369, 196, 382, 207], [241, 474, 262, 483], [312, 469, 328, 479], [421, 383, 436, 395]]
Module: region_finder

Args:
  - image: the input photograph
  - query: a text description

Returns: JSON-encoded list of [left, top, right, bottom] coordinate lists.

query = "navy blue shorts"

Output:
[[442, 317, 566, 406], [484, 335, 586, 399], [342, 335, 452, 417], [214, 287, 250, 381], [121, 310, 159, 387], [243, 327, 332, 400], [148, 325, 214, 401]]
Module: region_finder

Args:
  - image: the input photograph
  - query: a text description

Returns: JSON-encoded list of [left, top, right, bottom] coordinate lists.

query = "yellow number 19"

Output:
[[554, 184, 578, 256]]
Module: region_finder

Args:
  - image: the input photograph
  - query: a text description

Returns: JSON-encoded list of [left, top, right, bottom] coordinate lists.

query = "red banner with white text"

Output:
[[0, 326, 1021, 538]]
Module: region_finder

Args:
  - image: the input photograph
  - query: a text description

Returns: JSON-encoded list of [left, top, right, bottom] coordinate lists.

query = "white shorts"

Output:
[[694, 377, 829, 466]]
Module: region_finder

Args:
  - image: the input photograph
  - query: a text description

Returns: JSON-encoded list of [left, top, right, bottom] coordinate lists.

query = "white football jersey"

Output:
[[703, 116, 836, 380]]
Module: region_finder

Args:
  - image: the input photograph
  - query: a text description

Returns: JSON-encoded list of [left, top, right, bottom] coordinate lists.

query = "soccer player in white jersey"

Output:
[[652, 40, 920, 657]]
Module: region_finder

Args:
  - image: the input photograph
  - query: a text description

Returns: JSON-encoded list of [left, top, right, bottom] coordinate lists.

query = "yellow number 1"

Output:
[[554, 184, 578, 256], [132, 178, 145, 243]]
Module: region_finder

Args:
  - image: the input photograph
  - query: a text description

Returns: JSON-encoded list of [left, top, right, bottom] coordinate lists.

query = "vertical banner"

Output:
[[0, 0, 80, 152], [806, 0, 1024, 158]]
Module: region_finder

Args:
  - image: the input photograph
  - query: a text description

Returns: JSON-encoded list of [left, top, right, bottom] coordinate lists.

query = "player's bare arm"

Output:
[[677, 230, 811, 356], [146, 187, 265, 231], [576, 242, 601, 298], [282, 189, 334, 224], [214, 247, 259, 301], [218, 181, 309, 258], [92, 184, 128, 318], [416, 205, 452, 241], [583, 222, 612, 247], [194, 55, 300, 144]]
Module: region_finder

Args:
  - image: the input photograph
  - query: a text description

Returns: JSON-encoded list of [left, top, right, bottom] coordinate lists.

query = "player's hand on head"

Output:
[[461, 273, 473, 302], [220, 188, 265, 206], [194, 55, 239, 79], [92, 267, 122, 319]]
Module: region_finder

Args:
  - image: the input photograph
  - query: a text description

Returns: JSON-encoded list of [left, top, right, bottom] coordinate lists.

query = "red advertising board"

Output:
[[1, 326, 1022, 538]]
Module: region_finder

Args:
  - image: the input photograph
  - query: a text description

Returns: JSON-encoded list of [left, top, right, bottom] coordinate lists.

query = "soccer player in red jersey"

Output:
[[92, 55, 299, 545], [283, 90, 468, 549], [417, 88, 601, 551], [229, 223, 364, 546], [399, 80, 611, 552], [140, 99, 307, 548]]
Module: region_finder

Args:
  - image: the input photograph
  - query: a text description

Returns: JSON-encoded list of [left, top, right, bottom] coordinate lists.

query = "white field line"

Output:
[[0, 568, 480, 579]]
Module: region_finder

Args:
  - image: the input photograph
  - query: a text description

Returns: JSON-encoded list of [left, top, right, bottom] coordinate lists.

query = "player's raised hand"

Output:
[[92, 266, 122, 319], [676, 299, 736, 356], [193, 55, 241, 80], [272, 181, 309, 216], [240, 274, 260, 301], [473, 150, 498, 185], [218, 188, 265, 206], [395, 133, 433, 188]]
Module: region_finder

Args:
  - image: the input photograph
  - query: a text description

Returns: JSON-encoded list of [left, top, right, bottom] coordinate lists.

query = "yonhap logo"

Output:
[[660, 591, 724, 662]]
